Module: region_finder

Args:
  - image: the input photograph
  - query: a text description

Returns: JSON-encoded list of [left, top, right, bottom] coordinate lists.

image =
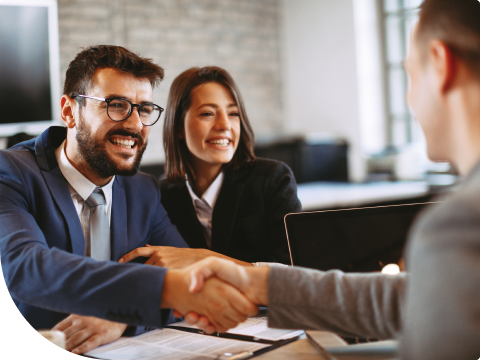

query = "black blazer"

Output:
[[160, 158, 301, 264]]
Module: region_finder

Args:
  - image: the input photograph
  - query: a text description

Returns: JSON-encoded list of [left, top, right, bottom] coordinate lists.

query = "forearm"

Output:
[[2, 239, 168, 328], [267, 266, 406, 339]]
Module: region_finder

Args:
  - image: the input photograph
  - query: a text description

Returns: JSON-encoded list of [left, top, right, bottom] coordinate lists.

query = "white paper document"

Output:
[[86, 328, 270, 360], [170, 316, 304, 342]]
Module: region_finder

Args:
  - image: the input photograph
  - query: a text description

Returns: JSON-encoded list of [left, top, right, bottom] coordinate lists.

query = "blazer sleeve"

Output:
[[268, 265, 406, 339], [0, 152, 170, 329], [263, 161, 302, 264]]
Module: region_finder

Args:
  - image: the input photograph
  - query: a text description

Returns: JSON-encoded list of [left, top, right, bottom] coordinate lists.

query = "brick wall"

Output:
[[57, 0, 285, 164]]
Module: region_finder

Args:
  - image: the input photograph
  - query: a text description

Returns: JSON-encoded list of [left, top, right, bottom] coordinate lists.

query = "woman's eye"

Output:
[[200, 112, 213, 116], [230, 112, 240, 117]]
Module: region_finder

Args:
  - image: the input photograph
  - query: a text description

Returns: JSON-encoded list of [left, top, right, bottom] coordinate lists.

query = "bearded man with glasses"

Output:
[[0, 45, 257, 355]]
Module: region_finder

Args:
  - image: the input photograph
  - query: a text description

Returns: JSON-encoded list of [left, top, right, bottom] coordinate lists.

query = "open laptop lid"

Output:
[[285, 202, 436, 272]]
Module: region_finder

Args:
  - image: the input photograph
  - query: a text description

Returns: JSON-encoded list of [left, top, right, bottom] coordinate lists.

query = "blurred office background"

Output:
[[0, 0, 455, 189]]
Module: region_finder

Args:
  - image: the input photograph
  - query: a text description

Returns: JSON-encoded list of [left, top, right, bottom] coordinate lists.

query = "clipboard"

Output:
[[167, 311, 303, 346], [85, 327, 277, 360], [167, 323, 301, 346]]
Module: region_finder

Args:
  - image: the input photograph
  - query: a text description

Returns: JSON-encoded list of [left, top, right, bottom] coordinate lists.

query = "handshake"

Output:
[[161, 257, 270, 334], [54, 257, 271, 355]]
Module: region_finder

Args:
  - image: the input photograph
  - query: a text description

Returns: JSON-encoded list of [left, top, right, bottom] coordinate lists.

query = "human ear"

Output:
[[61, 95, 76, 129], [429, 40, 455, 94]]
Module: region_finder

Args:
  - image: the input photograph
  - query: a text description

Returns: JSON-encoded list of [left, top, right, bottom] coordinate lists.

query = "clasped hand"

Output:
[[168, 257, 269, 334], [160, 258, 263, 333], [119, 247, 265, 334]]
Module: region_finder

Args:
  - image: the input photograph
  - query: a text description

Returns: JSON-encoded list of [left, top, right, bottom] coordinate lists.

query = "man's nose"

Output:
[[123, 106, 144, 133]]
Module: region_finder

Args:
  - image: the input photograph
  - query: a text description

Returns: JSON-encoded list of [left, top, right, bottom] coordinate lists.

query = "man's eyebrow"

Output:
[[104, 93, 127, 99], [104, 94, 153, 104]]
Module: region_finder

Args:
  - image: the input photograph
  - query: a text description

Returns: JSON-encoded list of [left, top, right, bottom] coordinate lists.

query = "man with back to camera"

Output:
[[0, 45, 257, 355], [183, 0, 480, 358]]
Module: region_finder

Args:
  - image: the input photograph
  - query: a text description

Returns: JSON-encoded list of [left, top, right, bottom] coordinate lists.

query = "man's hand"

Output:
[[161, 261, 259, 333], [52, 315, 127, 354], [189, 257, 269, 305], [118, 245, 211, 268], [118, 245, 254, 268], [174, 257, 270, 331]]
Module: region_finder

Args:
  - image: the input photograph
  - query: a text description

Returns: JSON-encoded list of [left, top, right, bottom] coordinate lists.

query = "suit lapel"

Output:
[[36, 127, 86, 256], [111, 178, 128, 261], [211, 171, 245, 254], [41, 165, 86, 256], [173, 185, 208, 249]]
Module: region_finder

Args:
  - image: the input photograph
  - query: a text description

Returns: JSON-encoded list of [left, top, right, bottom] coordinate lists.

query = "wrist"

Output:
[[245, 266, 269, 305], [161, 269, 187, 309]]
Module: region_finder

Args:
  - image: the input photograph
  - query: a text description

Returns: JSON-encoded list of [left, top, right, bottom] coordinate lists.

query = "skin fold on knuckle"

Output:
[[66, 338, 79, 351], [78, 340, 95, 354]]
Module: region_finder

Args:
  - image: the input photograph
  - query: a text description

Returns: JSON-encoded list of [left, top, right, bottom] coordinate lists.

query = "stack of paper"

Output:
[[86, 328, 270, 360]]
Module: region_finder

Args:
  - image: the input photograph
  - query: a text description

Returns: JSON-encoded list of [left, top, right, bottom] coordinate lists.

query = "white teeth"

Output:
[[208, 139, 230, 147], [111, 138, 135, 149]]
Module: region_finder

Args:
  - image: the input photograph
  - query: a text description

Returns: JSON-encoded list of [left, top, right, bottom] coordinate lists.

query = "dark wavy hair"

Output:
[[163, 66, 256, 183], [63, 45, 165, 105]]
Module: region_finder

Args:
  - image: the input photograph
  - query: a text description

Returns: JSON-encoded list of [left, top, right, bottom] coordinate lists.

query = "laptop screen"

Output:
[[285, 203, 435, 272]]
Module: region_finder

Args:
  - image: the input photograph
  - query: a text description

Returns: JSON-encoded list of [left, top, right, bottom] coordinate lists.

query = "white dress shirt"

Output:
[[185, 172, 224, 249], [55, 141, 114, 259]]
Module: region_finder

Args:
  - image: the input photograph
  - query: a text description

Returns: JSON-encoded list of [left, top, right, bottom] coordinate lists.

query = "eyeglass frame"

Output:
[[71, 94, 164, 126]]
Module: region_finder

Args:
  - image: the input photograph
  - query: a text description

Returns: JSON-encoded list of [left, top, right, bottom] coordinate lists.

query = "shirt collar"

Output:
[[186, 171, 224, 209], [55, 140, 115, 201]]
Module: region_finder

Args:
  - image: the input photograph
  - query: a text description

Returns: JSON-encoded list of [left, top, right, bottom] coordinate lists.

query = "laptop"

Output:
[[285, 202, 436, 272]]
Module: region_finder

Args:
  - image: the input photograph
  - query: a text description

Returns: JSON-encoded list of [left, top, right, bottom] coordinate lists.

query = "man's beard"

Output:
[[75, 114, 147, 178]]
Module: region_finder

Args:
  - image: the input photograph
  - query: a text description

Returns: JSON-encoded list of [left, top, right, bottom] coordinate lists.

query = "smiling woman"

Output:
[[120, 66, 301, 268]]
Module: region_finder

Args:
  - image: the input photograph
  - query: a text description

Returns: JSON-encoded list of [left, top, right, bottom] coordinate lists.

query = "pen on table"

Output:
[[305, 332, 338, 360]]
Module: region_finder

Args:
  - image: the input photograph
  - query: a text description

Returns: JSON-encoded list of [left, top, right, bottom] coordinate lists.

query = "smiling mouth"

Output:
[[207, 139, 230, 148], [110, 138, 137, 149]]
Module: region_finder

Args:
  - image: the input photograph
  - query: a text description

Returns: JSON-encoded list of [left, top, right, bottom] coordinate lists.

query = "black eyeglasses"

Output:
[[72, 94, 164, 126]]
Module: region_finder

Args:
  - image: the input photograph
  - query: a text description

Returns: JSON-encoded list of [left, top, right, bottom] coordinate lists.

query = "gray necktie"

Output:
[[85, 188, 111, 261]]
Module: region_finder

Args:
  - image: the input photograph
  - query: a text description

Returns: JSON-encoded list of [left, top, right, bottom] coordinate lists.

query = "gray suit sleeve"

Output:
[[268, 265, 406, 339]]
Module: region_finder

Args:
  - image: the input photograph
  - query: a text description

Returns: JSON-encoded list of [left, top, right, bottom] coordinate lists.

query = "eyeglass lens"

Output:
[[107, 99, 161, 125]]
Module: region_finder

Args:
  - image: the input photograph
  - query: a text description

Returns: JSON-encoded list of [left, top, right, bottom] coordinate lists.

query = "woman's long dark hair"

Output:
[[163, 66, 256, 183]]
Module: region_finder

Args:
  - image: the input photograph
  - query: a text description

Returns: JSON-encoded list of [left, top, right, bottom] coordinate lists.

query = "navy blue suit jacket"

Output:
[[0, 126, 188, 330]]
